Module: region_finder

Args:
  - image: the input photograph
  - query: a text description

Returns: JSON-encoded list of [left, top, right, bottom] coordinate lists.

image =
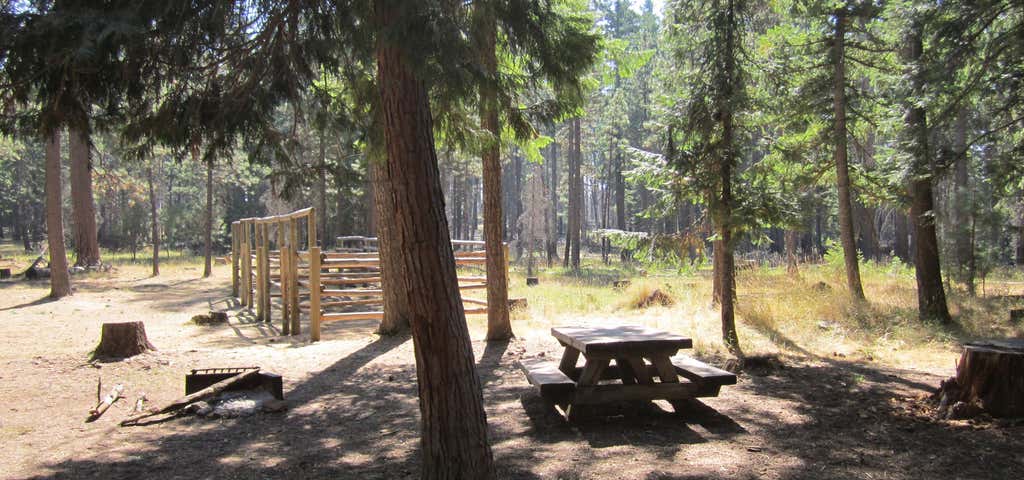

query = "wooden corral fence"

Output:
[[231, 208, 507, 342]]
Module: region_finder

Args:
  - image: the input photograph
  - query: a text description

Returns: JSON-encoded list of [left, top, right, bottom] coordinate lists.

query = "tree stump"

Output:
[[508, 298, 528, 310], [92, 322, 156, 359], [938, 340, 1024, 418]]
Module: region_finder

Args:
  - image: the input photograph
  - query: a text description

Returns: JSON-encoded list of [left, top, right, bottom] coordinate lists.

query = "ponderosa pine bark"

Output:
[[375, 4, 493, 476], [372, 156, 411, 335], [69, 125, 100, 267], [831, 8, 866, 301], [474, 3, 512, 341], [903, 21, 951, 324], [45, 130, 71, 298], [147, 161, 160, 276]]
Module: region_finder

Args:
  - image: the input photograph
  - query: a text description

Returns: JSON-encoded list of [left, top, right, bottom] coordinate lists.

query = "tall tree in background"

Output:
[[828, 5, 864, 300], [474, 1, 512, 341], [201, 147, 213, 278], [762, 1, 892, 301], [666, 0, 749, 357], [564, 117, 582, 270], [69, 126, 101, 266], [147, 157, 160, 276], [901, 15, 951, 323]]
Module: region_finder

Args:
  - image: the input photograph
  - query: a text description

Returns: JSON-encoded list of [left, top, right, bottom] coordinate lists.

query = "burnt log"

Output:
[[937, 340, 1024, 418], [92, 322, 156, 359]]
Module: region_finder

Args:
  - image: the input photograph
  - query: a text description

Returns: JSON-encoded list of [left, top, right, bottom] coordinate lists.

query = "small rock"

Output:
[[261, 400, 288, 413]]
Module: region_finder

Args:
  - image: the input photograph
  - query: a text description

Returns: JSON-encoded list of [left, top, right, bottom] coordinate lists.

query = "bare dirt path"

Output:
[[1, 267, 1021, 479]]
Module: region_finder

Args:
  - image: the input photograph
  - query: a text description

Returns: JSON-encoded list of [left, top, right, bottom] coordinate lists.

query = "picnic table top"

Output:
[[551, 325, 693, 355]]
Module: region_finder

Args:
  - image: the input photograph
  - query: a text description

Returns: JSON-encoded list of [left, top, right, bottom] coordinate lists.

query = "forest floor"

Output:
[[2, 244, 1024, 479]]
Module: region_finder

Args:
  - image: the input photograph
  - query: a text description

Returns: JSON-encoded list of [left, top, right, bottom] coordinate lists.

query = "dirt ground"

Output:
[[1, 265, 1022, 480]]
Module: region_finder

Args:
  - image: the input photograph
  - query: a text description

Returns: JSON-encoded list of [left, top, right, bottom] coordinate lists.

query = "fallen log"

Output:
[[87, 384, 124, 422], [120, 368, 259, 426]]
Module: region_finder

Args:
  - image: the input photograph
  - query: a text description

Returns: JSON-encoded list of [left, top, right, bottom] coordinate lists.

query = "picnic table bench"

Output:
[[518, 325, 736, 420]]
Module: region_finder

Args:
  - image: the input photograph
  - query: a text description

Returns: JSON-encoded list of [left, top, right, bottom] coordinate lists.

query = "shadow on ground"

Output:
[[26, 329, 1024, 480]]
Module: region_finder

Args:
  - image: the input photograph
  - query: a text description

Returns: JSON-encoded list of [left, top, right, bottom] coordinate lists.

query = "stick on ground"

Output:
[[87, 384, 124, 422]]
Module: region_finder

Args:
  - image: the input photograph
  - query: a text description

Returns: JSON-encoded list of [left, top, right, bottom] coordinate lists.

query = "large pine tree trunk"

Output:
[[476, 5, 512, 341], [903, 23, 951, 324], [147, 161, 160, 276], [45, 130, 71, 298], [372, 151, 410, 335], [69, 126, 100, 267], [375, 7, 494, 475], [832, 9, 866, 301]]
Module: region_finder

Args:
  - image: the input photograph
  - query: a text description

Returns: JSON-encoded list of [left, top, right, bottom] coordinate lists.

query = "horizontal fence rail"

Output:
[[231, 208, 507, 342]]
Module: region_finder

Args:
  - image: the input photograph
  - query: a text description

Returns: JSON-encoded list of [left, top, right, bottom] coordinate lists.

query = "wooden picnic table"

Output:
[[518, 324, 736, 420]]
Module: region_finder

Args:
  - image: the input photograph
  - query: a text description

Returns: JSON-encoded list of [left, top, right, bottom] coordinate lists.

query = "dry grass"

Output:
[[617, 280, 677, 309], [4, 239, 1021, 372], [495, 256, 1024, 371]]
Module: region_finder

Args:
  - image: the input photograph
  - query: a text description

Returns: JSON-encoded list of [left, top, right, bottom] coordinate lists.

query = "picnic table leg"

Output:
[[614, 357, 637, 385], [649, 355, 679, 383], [565, 356, 609, 421], [626, 357, 653, 384], [649, 355, 690, 412], [558, 346, 581, 377]]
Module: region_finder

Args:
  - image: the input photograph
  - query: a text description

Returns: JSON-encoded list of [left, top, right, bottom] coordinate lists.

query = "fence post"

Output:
[[242, 222, 252, 308], [307, 207, 317, 250], [278, 221, 290, 335], [256, 223, 266, 321], [231, 222, 240, 297], [262, 223, 273, 323], [289, 218, 301, 335], [310, 246, 322, 342]]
